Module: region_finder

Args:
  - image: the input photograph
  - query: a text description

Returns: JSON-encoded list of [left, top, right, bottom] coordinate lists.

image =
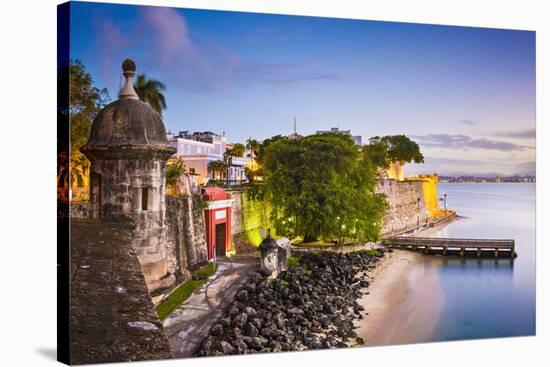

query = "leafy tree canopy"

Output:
[[226, 143, 246, 158], [166, 158, 186, 187], [263, 133, 387, 243], [57, 60, 110, 188], [256, 135, 285, 166], [365, 135, 424, 168]]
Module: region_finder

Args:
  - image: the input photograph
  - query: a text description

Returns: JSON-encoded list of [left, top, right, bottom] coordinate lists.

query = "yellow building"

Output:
[[404, 174, 441, 218], [385, 160, 405, 181]]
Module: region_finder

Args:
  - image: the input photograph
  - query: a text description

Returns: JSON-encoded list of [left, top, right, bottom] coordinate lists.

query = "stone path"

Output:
[[162, 255, 259, 357]]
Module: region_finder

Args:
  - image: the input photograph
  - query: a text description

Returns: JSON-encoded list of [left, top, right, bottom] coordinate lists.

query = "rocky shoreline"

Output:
[[194, 250, 385, 356]]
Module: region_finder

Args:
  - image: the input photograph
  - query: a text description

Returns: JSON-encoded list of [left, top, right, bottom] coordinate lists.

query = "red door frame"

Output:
[[202, 188, 232, 260]]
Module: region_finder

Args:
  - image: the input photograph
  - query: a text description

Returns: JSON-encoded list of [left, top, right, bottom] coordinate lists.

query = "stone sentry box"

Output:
[[259, 234, 291, 278], [81, 59, 176, 293]]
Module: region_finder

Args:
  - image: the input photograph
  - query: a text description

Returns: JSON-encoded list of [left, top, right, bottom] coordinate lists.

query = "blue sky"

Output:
[[69, 1, 536, 176]]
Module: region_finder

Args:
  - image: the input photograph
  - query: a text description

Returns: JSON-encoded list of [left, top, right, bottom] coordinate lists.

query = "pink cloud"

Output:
[[139, 7, 196, 65], [90, 7, 335, 93]]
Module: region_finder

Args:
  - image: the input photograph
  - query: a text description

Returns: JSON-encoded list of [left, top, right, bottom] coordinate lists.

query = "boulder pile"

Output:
[[195, 250, 383, 356]]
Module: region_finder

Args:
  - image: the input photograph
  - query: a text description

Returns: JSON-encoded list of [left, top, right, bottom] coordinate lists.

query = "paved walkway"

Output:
[[162, 255, 259, 357]]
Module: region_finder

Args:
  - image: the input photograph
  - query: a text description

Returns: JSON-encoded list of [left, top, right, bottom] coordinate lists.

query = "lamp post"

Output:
[[416, 197, 420, 228], [439, 193, 448, 216]]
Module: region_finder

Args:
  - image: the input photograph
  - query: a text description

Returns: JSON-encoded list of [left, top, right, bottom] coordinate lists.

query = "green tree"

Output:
[[223, 143, 246, 184], [208, 160, 227, 182], [263, 133, 386, 243], [365, 135, 424, 168], [58, 60, 109, 189], [134, 73, 167, 116], [246, 137, 261, 174], [166, 158, 186, 187], [256, 135, 284, 167]]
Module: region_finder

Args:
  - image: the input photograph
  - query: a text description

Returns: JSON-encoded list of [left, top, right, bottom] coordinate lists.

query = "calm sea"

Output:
[[424, 183, 536, 341]]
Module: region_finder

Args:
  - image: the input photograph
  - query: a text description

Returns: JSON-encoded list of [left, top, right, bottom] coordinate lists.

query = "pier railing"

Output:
[[383, 236, 516, 258]]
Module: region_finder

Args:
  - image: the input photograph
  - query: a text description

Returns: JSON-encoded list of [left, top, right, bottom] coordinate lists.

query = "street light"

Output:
[[439, 193, 447, 215], [416, 197, 420, 228]]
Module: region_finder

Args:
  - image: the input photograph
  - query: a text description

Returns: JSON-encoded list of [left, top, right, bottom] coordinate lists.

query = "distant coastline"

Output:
[[441, 181, 535, 184], [439, 175, 535, 183]]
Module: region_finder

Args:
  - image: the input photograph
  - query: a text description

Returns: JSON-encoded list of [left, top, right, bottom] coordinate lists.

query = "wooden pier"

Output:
[[383, 237, 516, 258]]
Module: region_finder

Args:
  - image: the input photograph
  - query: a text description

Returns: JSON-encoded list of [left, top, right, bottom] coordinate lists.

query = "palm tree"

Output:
[[230, 143, 246, 157], [134, 74, 167, 116], [208, 160, 226, 182], [246, 137, 260, 171], [223, 144, 245, 184]]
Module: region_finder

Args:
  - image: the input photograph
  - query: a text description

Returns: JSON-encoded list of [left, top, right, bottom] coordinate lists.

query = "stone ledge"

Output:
[[70, 219, 173, 364]]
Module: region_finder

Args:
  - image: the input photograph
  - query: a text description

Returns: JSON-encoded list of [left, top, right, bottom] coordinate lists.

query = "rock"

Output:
[[230, 327, 242, 338], [210, 323, 223, 336], [260, 327, 274, 338], [273, 313, 285, 329], [232, 313, 248, 329], [195, 251, 383, 357], [231, 337, 248, 353], [246, 337, 264, 350], [236, 289, 248, 302], [220, 317, 231, 327], [244, 306, 257, 317], [245, 323, 259, 337], [227, 304, 239, 317], [250, 317, 263, 329], [219, 341, 236, 354]]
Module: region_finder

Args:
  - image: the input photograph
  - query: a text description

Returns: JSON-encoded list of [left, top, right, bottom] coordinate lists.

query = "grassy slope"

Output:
[[156, 262, 217, 321]]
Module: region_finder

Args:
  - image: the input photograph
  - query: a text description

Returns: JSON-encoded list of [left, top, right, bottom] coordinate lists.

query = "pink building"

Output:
[[168, 131, 248, 185]]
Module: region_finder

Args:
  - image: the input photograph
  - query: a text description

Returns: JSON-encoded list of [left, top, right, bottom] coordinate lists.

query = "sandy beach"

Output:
[[354, 249, 444, 346]]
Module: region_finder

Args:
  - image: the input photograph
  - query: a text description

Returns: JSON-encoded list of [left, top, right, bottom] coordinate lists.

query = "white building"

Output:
[[168, 131, 248, 185], [316, 127, 362, 145]]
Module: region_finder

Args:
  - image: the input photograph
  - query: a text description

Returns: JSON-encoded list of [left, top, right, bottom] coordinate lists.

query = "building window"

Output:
[[142, 187, 149, 211], [189, 168, 195, 174]]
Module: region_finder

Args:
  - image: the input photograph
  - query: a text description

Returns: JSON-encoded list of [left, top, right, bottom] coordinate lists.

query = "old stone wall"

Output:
[[89, 158, 173, 292], [376, 177, 439, 236], [69, 203, 89, 219], [70, 219, 173, 364], [165, 195, 208, 283], [230, 191, 244, 237], [230, 191, 273, 249]]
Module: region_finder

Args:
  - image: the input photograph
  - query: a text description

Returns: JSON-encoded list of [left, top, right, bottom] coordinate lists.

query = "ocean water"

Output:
[[424, 183, 536, 341]]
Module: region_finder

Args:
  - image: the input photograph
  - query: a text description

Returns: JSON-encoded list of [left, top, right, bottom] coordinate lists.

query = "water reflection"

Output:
[[441, 257, 514, 276], [417, 183, 535, 341]]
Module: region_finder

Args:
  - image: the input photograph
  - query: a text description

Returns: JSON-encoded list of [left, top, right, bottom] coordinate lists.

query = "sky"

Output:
[[69, 1, 536, 176]]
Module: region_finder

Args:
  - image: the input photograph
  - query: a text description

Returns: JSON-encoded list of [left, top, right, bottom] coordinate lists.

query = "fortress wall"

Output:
[[377, 175, 440, 236], [230, 191, 273, 249], [165, 195, 208, 283], [70, 219, 173, 364]]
